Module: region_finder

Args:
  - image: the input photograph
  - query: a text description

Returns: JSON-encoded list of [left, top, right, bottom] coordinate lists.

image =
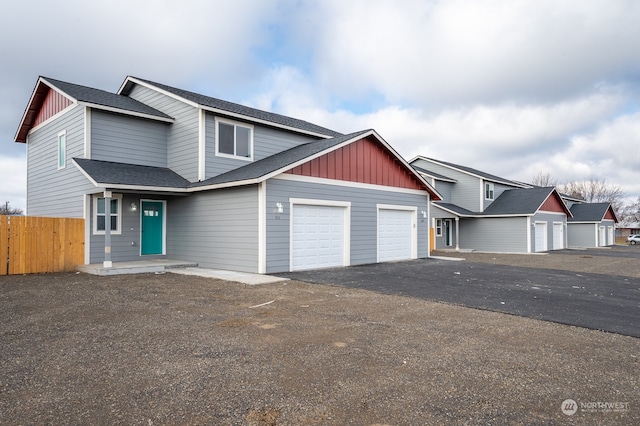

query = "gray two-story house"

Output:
[[410, 156, 572, 253], [15, 76, 440, 273]]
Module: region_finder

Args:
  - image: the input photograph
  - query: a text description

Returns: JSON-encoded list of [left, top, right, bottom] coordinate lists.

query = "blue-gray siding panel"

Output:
[[204, 113, 318, 179], [167, 187, 259, 272], [459, 217, 528, 252], [89, 193, 166, 263], [266, 178, 430, 273], [411, 158, 481, 211], [531, 212, 567, 251], [91, 110, 168, 167], [26, 105, 93, 217], [127, 84, 199, 181]]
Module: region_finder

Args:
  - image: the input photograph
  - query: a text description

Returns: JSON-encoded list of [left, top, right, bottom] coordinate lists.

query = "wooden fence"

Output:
[[0, 216, 84, 275]]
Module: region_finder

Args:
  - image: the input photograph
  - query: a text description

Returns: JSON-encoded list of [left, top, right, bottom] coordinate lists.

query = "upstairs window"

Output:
[[93, 195, 122, 235], [58, 130, 66, 169], [216, 118, 253, 160], [485, 182, 495, 200]]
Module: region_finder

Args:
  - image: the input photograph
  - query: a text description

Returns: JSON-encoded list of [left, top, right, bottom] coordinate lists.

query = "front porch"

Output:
[[77, 259, 197, 276]]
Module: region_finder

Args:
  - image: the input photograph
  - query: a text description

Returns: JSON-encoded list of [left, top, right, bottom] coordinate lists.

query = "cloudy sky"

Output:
[[2, 0, 640, 211]]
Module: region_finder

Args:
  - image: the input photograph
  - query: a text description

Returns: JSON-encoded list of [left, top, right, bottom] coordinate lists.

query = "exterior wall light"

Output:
[[275, 202, 284, 214], [131, 202, 137, 212]]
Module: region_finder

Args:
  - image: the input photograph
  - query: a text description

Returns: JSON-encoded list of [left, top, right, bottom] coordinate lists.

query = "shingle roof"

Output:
[[73, 158, 190, 189], [124, 77, 343, 138], [73, 130, 371, 190], [420, 157, 528, 187], [483, 186, 558, 215], [44, 77, 173, 120], [191, 130, 371, 187], [412, 165, 457, 182], [569, 203, 613, 222], [433, 202, 477, 216]]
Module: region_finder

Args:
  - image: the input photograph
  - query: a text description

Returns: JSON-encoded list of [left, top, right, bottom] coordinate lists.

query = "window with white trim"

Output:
[[93, 195, 122, 235], [436, 219, 443, 236], [58, 130, 66, 169], [485, 182, 494, 200], [215, 118, 253, 160]]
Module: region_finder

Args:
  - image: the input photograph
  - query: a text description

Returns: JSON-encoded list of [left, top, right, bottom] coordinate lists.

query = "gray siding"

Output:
[[204, 113, 318, 179], [459, 217, 528, 252], [266, 178, 430, 273], [89, 193, 166, 263], [411, 158, 481, 211], [26, 105, 93, 217], [434, 181, 453, 202], [531, 212, 567, 251], [568, 223, 597, 247], [91, 110, 168, 167], [127, 84, 199, 181], [167, 186, 259, 272]]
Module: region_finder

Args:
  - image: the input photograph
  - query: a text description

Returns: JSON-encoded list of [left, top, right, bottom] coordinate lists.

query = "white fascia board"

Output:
[[416, 156, 528, 189], [77, 101, 174, 123], [118, 76, 200, 108], [273, 173, 431, 196], [26, 103, 78, 137], [121, 76, 335, 139], [15, 77, 58, 141]]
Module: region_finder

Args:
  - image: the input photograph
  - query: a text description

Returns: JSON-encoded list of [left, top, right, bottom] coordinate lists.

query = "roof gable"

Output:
[[569, 202, 619, 223], [119, 76, 343, 139], [286, 135, 427, 191], [410, 156, 529, 188], [484, 187, 571, 216], [15, 77, 173, 143]]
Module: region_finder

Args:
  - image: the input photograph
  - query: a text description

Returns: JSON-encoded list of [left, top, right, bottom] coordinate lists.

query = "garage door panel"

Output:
[[378, 209, 414, 262], [292, 204, 346, 271], [535, 222, 547, 252]]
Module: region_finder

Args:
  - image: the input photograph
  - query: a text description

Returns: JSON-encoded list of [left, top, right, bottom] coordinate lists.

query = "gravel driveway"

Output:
[[1, 249, 639, 424]]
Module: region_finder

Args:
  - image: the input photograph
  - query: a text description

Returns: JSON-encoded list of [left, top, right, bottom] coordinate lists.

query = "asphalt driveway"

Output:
[[278, 256, 640, 338]]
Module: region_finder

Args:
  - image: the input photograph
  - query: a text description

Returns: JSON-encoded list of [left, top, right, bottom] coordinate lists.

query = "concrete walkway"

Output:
[[168, 267, 288, 285]]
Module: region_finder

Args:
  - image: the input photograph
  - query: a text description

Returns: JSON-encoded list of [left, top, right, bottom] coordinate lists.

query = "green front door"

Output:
[[141, 201, 164, 255]]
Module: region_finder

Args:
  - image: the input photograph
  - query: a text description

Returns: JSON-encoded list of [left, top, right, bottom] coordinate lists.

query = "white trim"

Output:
[[27, 103, 77, 137], [479, 180, 484, 211], [272, 173, 430, 196], [93, 194, 123, 235], [526, 216, 531, 253], [537, 211, 568, 216], [198, 109, 206, 181], [215, 116, 254, 161], [408, 155, 531, 189], [289, 198, 351, 271], [119, 76, 334, 139], [57, 130, 67, 169], [76, 101, 174, 124], [84, 194, 91, 264], [140, 199, 167, 255], [258, 181, 266, 274], [84, 107, 91, 159], [376, 204, 418, 262]]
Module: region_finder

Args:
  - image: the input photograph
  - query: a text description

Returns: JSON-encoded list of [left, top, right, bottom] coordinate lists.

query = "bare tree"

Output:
[[556, 178, 625, 213], [620, 197, 640, 225], [0, 201, 23, 215], [531, 171, 557, 187]]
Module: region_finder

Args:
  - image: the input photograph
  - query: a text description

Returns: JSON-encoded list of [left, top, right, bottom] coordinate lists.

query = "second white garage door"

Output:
[[291, 204, 348, 271], [378, 208, 415, 262]]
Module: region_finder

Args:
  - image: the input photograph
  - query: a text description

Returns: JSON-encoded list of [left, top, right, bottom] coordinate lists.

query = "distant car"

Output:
[[627, 235, 640, 245]]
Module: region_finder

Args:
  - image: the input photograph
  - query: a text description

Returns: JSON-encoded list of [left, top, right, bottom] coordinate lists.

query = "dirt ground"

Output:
[[1, 251, 639, 425]]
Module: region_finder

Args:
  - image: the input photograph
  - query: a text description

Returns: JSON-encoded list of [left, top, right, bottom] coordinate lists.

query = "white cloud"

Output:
[[0, 155, 27, 212], [308, 0, 640, 106]]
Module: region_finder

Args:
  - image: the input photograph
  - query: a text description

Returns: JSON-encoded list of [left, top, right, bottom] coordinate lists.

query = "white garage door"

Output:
[[553, 222, 564, 250], [599, 226, 606, 247], [291, 204, 346, 271], [608, 226, 614, 246], [535, 222, 547, 252], [378, 209, 414, 262]]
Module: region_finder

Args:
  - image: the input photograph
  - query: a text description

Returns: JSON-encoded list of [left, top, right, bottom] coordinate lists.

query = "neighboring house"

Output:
[[410, 156, 571, 253], [15, 76, 440, 273], [568, 203, 619, 247]]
